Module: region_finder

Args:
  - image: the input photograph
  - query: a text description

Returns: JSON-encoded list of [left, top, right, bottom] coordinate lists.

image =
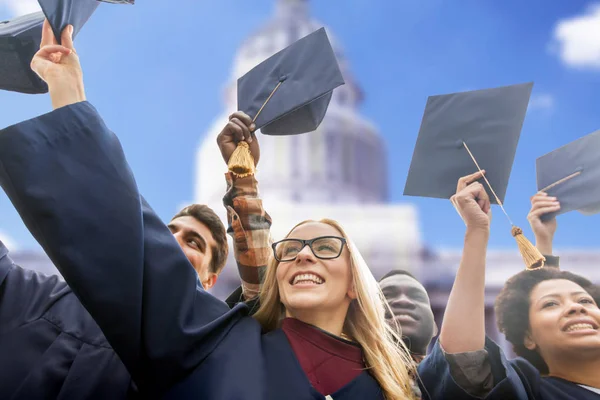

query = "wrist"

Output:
[[535, 236, 553, 255], [465, 226, 490, 242], [48, 80, 86, 110]]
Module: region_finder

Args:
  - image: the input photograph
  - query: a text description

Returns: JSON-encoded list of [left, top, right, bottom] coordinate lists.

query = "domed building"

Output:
[[195, 0, 424, 299], [7, 0, 600, 358]]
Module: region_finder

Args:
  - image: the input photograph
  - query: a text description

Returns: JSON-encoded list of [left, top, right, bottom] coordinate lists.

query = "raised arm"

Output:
[[218, 113, 273, 303], [0, 22, 243, 395], [441, 171, 491, 353], [527, 192, 560, 267]]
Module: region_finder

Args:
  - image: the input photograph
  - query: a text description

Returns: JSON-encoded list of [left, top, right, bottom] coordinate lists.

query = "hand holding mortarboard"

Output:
[[0, 0, 131, 94], [536, 129, 600, 220], [30, 20, 85, 110], [227, 27, 345, 176], [217, 112, 261, 170], [527, 192, 559, 255], [451, 171, 492, 231]]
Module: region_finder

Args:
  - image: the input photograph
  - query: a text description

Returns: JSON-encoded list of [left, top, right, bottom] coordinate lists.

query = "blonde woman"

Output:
[[0, 22, 417, 399]]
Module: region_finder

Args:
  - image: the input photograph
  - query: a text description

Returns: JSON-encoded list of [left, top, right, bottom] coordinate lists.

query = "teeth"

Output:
[[292, 274, 324, 285], [566, 323, 596, 332]]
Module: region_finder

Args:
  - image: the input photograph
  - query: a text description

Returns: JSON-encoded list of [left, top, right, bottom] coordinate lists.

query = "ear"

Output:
[[347, 284, 357, 300], [202, 273, 218, 290], [433, 321, 439, 337], [523, 331, 536, 351]]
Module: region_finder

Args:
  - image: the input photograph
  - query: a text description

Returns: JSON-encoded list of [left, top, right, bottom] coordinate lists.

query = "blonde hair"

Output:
[[254, 219, 417, 400]]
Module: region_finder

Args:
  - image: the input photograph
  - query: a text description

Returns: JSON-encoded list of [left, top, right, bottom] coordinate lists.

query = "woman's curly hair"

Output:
[[494, 267, 600, 374]]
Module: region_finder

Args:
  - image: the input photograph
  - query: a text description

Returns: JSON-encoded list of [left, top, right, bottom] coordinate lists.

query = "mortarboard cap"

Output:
[[237, 27, 345, 136], [39, 0, 134, 44], [536, 129, 600, 220], [404, 82, 533, 204], [37, 0, 99, 43], [0, 12, 48, 94], [403, 82, 545, 270]]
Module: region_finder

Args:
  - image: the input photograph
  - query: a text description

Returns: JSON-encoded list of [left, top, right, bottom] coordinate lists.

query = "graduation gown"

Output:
[[0, 102, 384, 399], [0, 241, 135, 399], [418, 338, 600, 400]]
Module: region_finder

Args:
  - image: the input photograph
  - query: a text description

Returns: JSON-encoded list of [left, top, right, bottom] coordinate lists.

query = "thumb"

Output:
[[61, 25, 76, 52]]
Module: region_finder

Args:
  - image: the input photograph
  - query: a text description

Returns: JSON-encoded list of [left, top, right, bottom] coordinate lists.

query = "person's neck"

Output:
[[286, 307, 347, 337], [549, 354, 600, 388]]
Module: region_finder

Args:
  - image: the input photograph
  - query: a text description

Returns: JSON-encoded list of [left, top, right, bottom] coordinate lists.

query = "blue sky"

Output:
[[1, 0, 600, 251]]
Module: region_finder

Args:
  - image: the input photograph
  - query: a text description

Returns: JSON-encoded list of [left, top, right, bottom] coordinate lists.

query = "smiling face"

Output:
[[526, 279, 600, 361], [275, 222, 356, 317]]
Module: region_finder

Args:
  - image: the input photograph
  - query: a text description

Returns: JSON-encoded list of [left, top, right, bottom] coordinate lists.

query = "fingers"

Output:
[[36, 45, 72, 57], [456, 170, 486, 193], [224, 120, 245, 143], [40, 19, 57, 48], [229, 118, 252, 142], [61, 25, 75, 52], [529, 205, 560, 219], [229, 112, 255, 131]]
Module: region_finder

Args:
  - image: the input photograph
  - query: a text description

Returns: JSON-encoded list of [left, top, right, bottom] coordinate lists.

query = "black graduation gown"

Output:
[[418, 338, 600, 400], [0, 102, 385, 399], [0, 241, 136, 399]]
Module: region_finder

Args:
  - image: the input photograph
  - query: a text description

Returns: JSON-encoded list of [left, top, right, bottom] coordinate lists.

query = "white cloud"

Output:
[[1, 0, 41, 17], [529, 93, 555, 111], [0, 231, 18, 250], [551, 3, 600, 69]]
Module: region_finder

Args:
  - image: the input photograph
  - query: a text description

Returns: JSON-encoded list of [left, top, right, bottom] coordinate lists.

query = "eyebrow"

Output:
[[537, 291, 590, 303], [167, 223, 207, 253]]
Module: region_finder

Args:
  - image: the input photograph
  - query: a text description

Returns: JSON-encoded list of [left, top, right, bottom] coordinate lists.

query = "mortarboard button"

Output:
[[537, 129, 600, 220], [0, 12, 48, 94], [403, 82, 545, 270], [228, 27, 345, 176]]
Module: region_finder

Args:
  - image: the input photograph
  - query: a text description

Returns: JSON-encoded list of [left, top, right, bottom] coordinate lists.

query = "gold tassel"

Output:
[[511, 226, 545, 270], [227, 141, 255, 177]]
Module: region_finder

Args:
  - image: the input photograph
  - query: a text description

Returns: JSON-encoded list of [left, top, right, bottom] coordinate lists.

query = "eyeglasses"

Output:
[[272, 236, 347, 262]]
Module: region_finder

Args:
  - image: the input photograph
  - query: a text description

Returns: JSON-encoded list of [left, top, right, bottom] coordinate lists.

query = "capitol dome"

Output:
[[195, 0, 388, 207]]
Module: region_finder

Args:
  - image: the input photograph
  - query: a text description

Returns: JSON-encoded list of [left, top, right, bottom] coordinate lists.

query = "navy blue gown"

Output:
[[418, 338, 600, 399], [0, 241, 136, 399], [0, 102, 384, 399]]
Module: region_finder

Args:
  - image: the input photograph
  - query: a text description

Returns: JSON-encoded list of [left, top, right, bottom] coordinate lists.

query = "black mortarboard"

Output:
[[37, 0, 99, 43], [404, 82, 545, 270], [39, 0, 134, 44], [536, 129, 600, 220], [404, 82, 533, 204], [0, 12, 47, 94], [236, 27, 345, 136]]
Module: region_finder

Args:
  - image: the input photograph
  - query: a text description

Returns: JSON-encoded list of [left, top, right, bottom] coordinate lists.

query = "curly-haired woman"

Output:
[[418, 172, 600, 400]]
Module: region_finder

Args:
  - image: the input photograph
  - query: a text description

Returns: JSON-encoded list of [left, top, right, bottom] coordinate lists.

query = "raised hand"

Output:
[[450, 171, 492, 231], [216, 111, 260, 167], [527, 192, 559, 254], [30, 20, 85, 110]]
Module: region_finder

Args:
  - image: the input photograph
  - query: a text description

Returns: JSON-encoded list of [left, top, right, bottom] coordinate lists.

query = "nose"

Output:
[[295, 244, 316, 264], [391, 294, 416, 310], [566, 301, 588, 316]]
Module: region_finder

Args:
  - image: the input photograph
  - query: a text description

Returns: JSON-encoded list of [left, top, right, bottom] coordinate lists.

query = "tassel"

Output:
[[227, 141, 255, 177], [511, 226, 545, 270]]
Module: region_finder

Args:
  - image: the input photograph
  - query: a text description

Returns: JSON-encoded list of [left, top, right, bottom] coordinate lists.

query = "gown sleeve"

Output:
[[418, 337, 535, 400], [0, 102, 247, 395], [0, 240, 69, 334]]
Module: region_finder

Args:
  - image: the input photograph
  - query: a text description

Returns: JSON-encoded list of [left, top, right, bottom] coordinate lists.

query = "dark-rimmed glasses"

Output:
[[272, 236, 347, 262]]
